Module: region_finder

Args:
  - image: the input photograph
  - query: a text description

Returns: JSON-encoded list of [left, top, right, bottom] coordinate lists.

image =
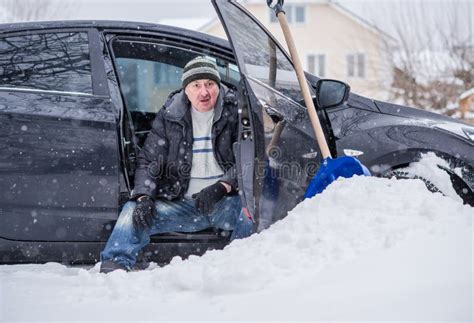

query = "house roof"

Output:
[[198, 0, 395, 42], [329, 1, 395, 42], [460, 88, 474, 101]]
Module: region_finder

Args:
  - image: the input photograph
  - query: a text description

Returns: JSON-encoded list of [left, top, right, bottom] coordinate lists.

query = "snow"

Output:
[[1, 174, 473, 321], [460, 88, 474, 101], [401, 152, 464, 202]]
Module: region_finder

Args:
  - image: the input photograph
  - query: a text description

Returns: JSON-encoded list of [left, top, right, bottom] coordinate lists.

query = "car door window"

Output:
[[0, 32, 92, 94], [216, 1, 315, 105], [111, 39, 240, 139], [214, 1, 322, 227]]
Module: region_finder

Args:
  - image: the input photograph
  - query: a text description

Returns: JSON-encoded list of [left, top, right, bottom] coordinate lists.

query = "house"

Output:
[[459, 88, 474, 124], [199, 0, 394, 100]]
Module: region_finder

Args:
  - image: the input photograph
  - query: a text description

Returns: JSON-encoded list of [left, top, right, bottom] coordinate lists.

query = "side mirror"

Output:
[[315, 79, 350, 109]]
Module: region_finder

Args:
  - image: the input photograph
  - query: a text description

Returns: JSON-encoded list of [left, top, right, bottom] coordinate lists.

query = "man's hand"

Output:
[[132, 195, 156, 230], [192, 182, 228, 215]]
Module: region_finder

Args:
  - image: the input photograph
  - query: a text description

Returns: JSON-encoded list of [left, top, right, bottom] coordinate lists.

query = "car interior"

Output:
[[110, 38, 241, 243], [112, 39, 240, 142]]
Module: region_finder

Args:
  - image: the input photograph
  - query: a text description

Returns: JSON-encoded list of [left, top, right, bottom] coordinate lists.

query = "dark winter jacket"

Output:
[[131, 85, 239, 200]]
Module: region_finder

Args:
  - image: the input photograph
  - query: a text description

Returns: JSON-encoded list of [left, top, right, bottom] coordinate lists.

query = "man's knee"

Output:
[[115, 201, 137, 229], [221, 195, 242, 208]]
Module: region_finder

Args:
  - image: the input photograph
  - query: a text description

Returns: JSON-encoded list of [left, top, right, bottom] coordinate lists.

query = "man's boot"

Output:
[[99, 260, 129, 274]]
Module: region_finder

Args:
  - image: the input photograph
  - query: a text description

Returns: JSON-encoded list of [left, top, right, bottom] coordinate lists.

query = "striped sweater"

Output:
[[185, 106, 224, 197]]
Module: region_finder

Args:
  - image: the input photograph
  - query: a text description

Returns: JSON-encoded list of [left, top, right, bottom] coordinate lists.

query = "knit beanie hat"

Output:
[[181, 56, 221, 89]]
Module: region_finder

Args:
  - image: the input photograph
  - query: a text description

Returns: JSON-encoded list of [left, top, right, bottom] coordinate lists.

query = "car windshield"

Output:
[[216, 0, 314, 105]]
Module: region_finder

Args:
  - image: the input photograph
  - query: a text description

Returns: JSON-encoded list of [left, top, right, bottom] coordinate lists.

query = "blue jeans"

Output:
[[100, 195, 253, 269]]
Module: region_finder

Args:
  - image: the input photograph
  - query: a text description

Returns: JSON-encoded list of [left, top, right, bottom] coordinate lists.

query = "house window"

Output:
[[270, 5, 306, 24], [295, 6, 305, 23], [307, 54, 326, 77], [347, 53, 366, 78]]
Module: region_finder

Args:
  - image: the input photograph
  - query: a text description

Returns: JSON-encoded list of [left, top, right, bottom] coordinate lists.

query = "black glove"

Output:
[[192, 182, 228, 215], [132, 195, 156, 230]]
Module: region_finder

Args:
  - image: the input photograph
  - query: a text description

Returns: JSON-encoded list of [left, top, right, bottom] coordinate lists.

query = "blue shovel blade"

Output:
[[304, 156, 371, 199]]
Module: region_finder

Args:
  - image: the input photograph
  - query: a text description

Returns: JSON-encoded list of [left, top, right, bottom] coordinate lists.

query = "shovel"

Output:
[[267, 0, 370, 198]]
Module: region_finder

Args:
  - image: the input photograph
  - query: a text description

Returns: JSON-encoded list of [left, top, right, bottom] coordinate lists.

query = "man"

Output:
[[100, 57, 254, 273]]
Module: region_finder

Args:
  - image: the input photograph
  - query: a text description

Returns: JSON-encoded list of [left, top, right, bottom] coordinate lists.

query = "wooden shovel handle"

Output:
[[277, 12, 331, 159]]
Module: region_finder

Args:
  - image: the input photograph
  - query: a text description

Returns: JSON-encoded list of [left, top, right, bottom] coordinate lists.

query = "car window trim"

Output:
[[0, 27, 91, 38], [103, 29, 236, 61], [88, 29, 109, 97], [107, 35, 136, 193], [107, 34, 237, 63], [0, 86, 109, 98]]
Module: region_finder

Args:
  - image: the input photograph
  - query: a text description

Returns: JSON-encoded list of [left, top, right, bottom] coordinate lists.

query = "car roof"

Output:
[[0, 20, 231, 50]]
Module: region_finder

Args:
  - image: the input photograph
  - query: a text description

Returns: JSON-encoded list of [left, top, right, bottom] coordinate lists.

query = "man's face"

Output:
[[184, 79, 219, 112]]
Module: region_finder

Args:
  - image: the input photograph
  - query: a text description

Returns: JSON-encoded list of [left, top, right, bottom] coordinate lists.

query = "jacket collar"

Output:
[[163, 85, 227, 124]]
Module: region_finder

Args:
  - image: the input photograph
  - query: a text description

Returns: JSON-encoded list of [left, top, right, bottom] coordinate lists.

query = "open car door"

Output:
[[213, 0, 327, 230]]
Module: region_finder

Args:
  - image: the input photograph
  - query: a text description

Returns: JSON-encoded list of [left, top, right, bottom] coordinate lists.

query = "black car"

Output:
[[1, 1, 473, 264]]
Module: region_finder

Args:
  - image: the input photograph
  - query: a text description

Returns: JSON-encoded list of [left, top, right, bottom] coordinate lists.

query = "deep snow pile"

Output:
[[1, 176, 472, 322]]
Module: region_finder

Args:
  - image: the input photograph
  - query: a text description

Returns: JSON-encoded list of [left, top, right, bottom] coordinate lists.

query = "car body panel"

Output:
[[213, 0, 473, 225], [0, 27, 121, 243], [327, 101, 474, 192], [0, 91, 119, 242]]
